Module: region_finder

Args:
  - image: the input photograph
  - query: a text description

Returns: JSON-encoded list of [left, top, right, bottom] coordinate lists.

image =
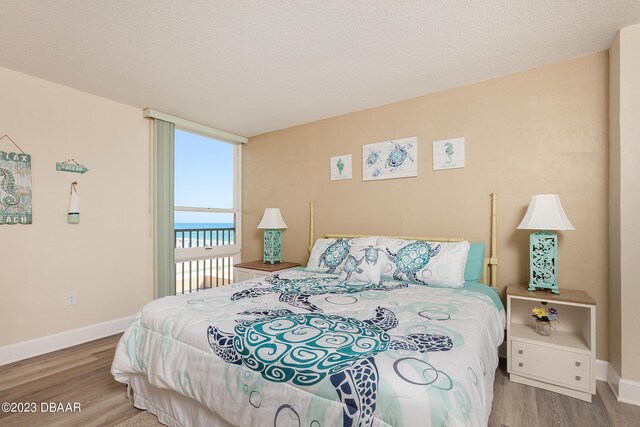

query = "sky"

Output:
[[174, 129, 234, 225]]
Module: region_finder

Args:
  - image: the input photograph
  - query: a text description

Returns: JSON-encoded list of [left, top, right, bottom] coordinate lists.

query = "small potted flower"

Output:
[[531, 306, 558, 336]]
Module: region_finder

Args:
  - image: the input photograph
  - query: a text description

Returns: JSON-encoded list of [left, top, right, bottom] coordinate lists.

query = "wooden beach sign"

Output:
[[0, 150, 32, 225], [56, 160, 89, 174]]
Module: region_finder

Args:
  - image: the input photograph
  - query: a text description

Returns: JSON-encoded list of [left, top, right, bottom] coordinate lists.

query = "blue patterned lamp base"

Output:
[[263, 229, 282, 264], [528, 230, 560, 294]]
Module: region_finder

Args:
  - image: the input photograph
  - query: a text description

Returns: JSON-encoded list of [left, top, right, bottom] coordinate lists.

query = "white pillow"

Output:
[[378, 237, 470, 288], [306, 237, 378, 274], [338, 244, 383, 284]]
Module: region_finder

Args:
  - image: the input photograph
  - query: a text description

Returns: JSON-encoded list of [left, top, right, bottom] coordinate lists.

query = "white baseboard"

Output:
[[607, 362, 621, 397], [607, 363, 640, 406], [618, 378, 640, 406], [0, 316, 133, 366], [596, 359, 609, 382]]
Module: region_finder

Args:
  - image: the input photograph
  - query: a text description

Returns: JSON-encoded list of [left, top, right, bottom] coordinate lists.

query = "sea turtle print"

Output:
[[366, 149, 382, 166], [208, 307, 453, 427], [318, 239, 351, 273], [230, 274, 407, 312], [236, 308, 294, 320], [341, 254, 365, 281], [385, 241, 441, 285], [385, 141, 414, 170], [360, 246, 385, 265]]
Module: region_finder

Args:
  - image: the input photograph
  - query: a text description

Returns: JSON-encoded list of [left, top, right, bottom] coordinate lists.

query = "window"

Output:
[[173, 129, 241, 294]]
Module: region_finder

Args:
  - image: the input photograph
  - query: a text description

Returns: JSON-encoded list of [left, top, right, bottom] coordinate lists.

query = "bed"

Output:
[[112, 194, 505, 427]]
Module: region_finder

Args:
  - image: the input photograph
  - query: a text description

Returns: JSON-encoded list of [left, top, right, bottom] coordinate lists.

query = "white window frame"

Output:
[[173, 128, 242, 264]]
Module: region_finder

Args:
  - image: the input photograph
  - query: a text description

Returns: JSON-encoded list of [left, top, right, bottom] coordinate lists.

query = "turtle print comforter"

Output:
[[111, 269, 505, 426]]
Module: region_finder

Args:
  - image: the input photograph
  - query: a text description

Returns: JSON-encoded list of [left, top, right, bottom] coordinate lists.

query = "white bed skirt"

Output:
[[130, 374, 232, 427]]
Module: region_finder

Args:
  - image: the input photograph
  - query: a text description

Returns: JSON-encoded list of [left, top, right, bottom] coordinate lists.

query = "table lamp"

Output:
[[517, 194, 574, 294], [257, 208, 287, 264]]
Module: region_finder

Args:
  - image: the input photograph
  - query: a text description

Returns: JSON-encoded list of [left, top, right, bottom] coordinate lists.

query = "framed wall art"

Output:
[[330, 154, 352, 180], [433, 137, 465, 170], [0, 135, 32, 225], [362, 137, 417, 181]]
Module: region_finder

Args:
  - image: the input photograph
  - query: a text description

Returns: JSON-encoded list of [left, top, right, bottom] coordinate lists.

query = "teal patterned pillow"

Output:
[[338, 244, 383, 284], [306, 237, 378, 274], [378, 237, 470, 288]]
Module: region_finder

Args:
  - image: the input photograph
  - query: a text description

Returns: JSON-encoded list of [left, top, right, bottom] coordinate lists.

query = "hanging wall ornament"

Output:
[[0, 134, 32, 225], [68, 182, 79, 224]]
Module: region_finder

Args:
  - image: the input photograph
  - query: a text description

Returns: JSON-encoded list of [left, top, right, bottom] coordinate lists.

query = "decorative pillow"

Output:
[[306, 237, 378, 274], [378, 237, 470, 288], [338, 244, 383, 284]]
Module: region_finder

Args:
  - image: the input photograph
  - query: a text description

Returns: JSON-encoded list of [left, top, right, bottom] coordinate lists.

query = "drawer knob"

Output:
[[518, 362, 524, 368], [518, 350, 523, 355], [575, 375, 581, 381], [575, 361, 581, 367]]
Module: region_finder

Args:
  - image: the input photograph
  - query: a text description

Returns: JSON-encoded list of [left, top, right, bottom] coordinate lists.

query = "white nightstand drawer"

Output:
[[512, 340, 589, 372], [511, 357, 590, 392], [252, 271, 271, 279], [234, 268, 271, 282], [511, 342, 590, 391], [235, 270, 252, 283]]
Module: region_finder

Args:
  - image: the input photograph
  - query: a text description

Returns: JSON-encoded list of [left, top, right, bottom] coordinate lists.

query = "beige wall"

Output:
[[0, 66, 151, 346], [610, 23, 640, 382], [243, 52, 610, 360]]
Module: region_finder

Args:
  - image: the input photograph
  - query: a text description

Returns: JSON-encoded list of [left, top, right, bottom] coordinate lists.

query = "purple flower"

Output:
[[548, 307, 558, 320]]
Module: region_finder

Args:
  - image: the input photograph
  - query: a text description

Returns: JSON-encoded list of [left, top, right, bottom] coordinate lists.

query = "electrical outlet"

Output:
[[66, 291, 78, 306]]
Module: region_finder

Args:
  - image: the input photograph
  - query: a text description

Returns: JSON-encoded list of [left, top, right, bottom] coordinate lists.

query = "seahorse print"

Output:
[[0, 168, 20, 206]]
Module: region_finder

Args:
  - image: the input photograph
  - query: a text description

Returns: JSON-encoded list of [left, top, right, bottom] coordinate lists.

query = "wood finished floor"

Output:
[[1, 334, 639, 426]]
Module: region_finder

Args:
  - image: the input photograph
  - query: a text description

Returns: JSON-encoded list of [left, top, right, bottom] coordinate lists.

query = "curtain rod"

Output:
[[143, 108, 248, 144]]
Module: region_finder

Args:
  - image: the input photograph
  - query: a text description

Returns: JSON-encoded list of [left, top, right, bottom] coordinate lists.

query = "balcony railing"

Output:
[[175, 227, 235, 248], [174, 227, 238, 295]]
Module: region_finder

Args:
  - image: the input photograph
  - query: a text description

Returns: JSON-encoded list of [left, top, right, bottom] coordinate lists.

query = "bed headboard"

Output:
[[307, 193, 499, 289]]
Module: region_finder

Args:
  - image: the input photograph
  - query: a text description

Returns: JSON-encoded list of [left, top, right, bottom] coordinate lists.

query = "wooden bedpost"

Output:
[[308, 201, 314, 252], [490, 192, 498, 288]]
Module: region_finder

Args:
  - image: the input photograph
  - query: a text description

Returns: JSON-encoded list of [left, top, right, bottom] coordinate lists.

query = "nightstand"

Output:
[[506, 285, 596, 402], [233, 260, 301, 282]]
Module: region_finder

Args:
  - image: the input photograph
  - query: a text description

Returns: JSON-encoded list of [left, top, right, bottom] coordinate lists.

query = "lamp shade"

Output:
[[257, 208, 288, 229], [517, 194, 575, 231]]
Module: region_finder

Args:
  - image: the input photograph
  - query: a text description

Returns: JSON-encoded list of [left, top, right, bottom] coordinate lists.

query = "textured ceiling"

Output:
[[1, 1, 639, 137]]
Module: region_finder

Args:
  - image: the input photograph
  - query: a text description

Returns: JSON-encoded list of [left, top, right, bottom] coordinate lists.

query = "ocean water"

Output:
[[174, 223, 235, 247]]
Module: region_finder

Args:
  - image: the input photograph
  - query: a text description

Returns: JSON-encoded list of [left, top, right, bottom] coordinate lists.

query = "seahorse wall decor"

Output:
[[0, 168, 20, 206], [432, 137, 465, 171], [0, 148, 33, 225]]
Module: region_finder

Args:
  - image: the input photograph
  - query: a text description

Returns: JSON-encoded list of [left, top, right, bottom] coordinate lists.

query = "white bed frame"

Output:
[[308, 192, 499, 288]]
